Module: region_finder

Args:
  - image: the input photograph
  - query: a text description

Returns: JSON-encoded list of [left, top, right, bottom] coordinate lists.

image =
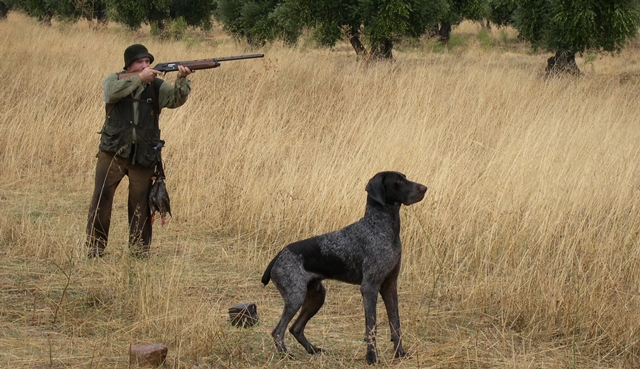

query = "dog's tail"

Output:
[[261, 256, 277, 286]]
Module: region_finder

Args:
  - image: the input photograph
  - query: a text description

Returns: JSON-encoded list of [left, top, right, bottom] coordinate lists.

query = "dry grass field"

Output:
[[2, 11, 640, 368]]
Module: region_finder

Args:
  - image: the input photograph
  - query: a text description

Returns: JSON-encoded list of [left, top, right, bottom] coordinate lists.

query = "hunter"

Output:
[[86, 44, 194, 258]]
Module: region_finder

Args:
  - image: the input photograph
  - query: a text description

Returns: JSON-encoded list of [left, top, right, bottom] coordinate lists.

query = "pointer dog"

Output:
[[261, 171, 427, 364]]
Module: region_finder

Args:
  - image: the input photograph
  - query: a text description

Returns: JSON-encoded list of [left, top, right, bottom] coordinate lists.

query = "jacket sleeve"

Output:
[[158, 76, 191, 109], [103, 73, 144, 103]]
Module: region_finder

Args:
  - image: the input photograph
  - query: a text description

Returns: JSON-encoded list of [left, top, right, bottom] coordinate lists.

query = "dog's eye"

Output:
[[396, 179, 404, 185]]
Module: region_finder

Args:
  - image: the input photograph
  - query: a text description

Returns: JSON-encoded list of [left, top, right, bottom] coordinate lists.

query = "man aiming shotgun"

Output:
[[86, 43, 263, 258]]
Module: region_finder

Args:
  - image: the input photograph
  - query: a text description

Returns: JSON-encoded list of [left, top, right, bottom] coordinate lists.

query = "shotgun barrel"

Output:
[[154, 53, 264, 72]]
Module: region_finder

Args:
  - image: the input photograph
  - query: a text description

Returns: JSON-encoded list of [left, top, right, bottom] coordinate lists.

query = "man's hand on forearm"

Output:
[[177, 65, 194, 79]]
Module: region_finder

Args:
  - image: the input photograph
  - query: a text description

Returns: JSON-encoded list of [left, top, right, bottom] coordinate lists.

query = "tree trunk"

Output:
[[437, 22, 452, 43], [0, 2, 8, 20], [545, 51, 581, 76], [347, 28, 367, 57], [370, 38, 393, 60], [86, 5, 109, 29]]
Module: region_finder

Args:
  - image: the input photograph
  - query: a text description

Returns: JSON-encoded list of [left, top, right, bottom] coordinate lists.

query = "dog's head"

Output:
[[365, 171, 427, 207]]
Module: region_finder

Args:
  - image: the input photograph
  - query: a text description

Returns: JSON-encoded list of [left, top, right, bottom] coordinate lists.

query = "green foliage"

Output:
[[514, 0, 640, 54], [268, 0, 310, 44], [307, 0, 363, 47], [357, 0, 444, 57], [170, 0, 215, 31], [512, 0, 547, 49], [81, 0, 108, 22], [215, 0, 244, 37], [12, 0, 109, 23], [51, 0, 82, 21], [215, 0, 281, 46], [594, 1, 640, 53], [437, 0, 490, 27], [546, 0, 599, 52], [166, 16, 188, 39], [216, 0, 444, 58], [363, 0, 411, 38], [12, 0, 214, 35], [106, 0, 215, 36], [13, 0, 53, 23], [361, 0, 411, 57], [107, 0, 149, 29], [488, 0, 517, 26]]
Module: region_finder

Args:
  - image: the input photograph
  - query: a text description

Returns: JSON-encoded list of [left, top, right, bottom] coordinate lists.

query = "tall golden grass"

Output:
[[2, 11, 640, 368]]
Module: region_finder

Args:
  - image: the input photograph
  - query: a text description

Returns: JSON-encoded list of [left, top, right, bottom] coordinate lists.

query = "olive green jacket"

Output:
[[98, 73, 191, 167]]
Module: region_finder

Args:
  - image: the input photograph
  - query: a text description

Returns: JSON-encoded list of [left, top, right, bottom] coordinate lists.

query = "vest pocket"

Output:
[[134, 127, 161, 168], [99, 122, 128, 153], [138, 148, 159, 168]]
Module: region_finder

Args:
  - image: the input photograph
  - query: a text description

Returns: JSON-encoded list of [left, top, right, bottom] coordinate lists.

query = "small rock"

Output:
[[130, 343, 168, 367], [229, 302, 259, 328]]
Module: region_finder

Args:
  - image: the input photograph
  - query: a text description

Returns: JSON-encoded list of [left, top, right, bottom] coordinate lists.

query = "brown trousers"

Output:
[[86, 151, 155, 257]]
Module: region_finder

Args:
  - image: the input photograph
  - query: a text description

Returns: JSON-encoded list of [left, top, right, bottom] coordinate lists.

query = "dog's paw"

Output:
[[395, 348, 410, 359], [365, 350, 377, 365], [278, 351, 295, 360], [308, 345, 325, 354]]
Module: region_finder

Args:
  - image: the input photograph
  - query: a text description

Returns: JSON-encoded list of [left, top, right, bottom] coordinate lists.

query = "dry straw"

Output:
[[1, 12, 640, 368]]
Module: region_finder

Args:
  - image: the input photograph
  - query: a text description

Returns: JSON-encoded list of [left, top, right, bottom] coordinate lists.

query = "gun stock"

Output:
[[118, 53, 264, 80]]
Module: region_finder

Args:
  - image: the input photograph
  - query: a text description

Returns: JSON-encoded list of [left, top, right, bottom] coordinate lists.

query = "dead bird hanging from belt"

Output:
[[149, 141, 172, 226]]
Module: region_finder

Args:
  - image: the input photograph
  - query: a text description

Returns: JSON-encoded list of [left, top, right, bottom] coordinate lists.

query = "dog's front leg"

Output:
[[360, 282, 379, 364], [380, 273, 406, 359]]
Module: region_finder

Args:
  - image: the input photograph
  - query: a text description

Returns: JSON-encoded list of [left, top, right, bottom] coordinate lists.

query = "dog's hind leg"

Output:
[[272, 279, 307, 355], [289, 279, 326, 354], [272, 302, 302, 354]]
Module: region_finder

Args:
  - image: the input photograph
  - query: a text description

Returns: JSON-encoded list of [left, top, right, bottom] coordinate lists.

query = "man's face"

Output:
[[126, 58, 151, 73]]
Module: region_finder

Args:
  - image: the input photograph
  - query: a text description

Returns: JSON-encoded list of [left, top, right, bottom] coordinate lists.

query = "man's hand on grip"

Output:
[[139, 67, 162, 83]]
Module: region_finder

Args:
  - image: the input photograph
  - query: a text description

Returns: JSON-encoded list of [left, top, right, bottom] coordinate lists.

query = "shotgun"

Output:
[[119, 53, 264, 79]]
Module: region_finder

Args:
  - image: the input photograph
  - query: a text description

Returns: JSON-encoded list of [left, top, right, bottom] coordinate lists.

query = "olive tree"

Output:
[[107, 0, 216, 36], [12, 0, 58, 24], [11, 0, 109, 25], [216, 0, 443, 59], [107, 0, 169, 30], [215, 0, 284, 46], [13, 0, 214, 34], [513, 0, 640, 75]]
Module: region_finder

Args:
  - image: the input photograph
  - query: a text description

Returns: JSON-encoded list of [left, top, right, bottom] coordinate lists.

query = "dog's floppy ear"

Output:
[[365, 172, 386, 205]]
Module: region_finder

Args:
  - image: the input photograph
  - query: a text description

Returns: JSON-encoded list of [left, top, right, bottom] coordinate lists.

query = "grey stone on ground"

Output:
[[229, 302, 259, 328]]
